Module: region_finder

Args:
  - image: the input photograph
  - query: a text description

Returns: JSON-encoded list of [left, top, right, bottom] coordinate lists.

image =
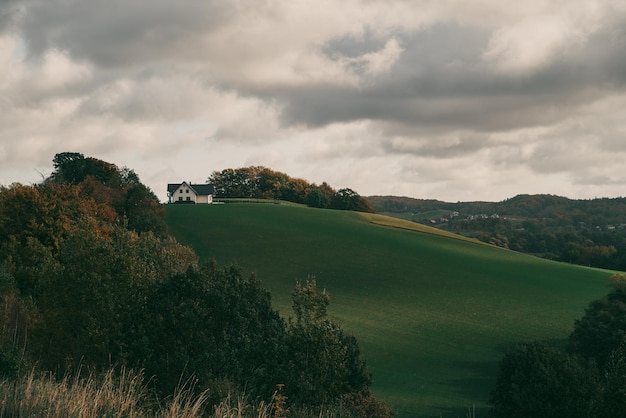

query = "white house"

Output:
[[167, 182, 215, 204]]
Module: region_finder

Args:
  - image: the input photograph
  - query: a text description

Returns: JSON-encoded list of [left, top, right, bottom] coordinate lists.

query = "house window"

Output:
[[186, 189, 189, 193], [186, 196, 191, 201], [178, 197, 183, 201], [179, 190, 183, 193]]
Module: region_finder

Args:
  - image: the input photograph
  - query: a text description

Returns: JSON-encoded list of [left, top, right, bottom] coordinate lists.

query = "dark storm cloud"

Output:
[[19, 0, 230, 67], [16, 1, 626, 138], [0, 0, 22, 32], [259, 19, 626, 139]]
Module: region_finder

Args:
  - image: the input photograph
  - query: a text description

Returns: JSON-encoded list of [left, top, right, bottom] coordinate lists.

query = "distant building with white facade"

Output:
[[167, 182, 215, 204]]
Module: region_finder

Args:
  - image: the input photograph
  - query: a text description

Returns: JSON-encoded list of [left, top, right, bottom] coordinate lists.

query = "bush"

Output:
[[569, 273, 626, 367], [142, 263, 287, 400], [489, 343, 599, 418], [285, 280, 372, 406]]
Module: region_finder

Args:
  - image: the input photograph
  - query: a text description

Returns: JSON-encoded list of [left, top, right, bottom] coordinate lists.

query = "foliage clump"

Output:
[[284, 280, 372, 406], [569, 273, 626, 368], [208, 166, 374, 212], [488, 343, 598, 418], [50, 151, 167, 235], [0, 153, 389, 415]]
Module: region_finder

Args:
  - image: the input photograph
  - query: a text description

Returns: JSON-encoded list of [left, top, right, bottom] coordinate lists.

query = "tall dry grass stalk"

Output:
[[158, 379, 208, 418], [212, 394, 274, 418], [0, 367, 145, 417]]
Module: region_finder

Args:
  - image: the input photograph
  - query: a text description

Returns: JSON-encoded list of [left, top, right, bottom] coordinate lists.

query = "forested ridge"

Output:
[[368, 194, 626, 270], [0, 153, 390, 417]]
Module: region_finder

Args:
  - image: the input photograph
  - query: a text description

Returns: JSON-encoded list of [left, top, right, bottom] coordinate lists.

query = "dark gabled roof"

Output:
[[167, 183, 181, 194], [167, 182, 214, 196], [190, 184, 215, 195]]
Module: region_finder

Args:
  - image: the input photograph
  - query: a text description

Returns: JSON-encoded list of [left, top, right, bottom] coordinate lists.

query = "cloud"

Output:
[[483, 14, 585, 74], [19, 0, 228, 67], [3, 0, 626, 201]]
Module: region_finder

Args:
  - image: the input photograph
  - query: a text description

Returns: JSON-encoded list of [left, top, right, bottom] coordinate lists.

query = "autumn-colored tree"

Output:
[[0, 183, 115, 257], [50, 152, 166, 235], [0, 176, 194, 377], [287, 178, 314, 204]]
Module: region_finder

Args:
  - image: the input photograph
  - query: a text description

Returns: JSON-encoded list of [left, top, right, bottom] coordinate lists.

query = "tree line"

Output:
[[0, 153, 390, 417], [448, 217, 626, 270], [208, 166, 374, 213]]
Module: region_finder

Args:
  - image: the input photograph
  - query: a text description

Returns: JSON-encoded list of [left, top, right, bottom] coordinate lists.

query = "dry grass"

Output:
[[0, 368, 145, 418], [359, 212, 483, 244], [0, 370, 331, 418], [0, 368, 247, 418]]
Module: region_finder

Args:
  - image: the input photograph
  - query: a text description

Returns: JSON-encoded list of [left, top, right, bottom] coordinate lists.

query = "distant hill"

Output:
[[367, 194, 626, 270], [166, 202, 612, 417], [368, 193, 626, 219]]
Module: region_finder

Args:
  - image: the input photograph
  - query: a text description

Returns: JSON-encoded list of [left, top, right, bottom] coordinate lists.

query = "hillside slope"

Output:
[[166, 203, 612, 417]]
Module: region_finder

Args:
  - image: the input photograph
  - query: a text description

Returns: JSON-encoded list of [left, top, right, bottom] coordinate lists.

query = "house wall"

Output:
[[196, 194, 213, 204], [171, 183, 198, 203]]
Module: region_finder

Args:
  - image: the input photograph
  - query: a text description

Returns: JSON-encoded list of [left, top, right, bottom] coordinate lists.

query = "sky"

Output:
[[1, 0, 626, 202]]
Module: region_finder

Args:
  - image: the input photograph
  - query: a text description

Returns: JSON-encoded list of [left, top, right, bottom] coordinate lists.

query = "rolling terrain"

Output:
[[166, 202, 613, 417]]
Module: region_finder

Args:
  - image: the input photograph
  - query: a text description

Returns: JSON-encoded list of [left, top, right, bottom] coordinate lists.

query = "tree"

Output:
[[30, 222, 198, 373], [287, 177, 314, 204], [0, 183, 116, 258], [305, 187, 332, 209], [51, 152, 87, 184], [330, 188, 374, 213], [285, 279, 371, 406], [49, 153, 166, 236], [143, 263, 287, 399], [124, 183, 167, 235], [569, 273, 626, 368], [489, 343, 599, 418], [52, 152, 121, 187], [208, 167, 260, 198]]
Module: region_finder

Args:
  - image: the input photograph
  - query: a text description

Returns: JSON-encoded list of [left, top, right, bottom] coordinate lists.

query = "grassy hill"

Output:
[[166, 203, 613, 417]]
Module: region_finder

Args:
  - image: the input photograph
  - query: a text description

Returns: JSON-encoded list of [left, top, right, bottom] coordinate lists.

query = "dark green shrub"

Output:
[[489, 343, 599, 418]]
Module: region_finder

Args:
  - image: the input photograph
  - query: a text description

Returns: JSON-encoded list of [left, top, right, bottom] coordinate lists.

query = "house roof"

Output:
[[167, 182, 215, 196], [190, 184, 215, 195]]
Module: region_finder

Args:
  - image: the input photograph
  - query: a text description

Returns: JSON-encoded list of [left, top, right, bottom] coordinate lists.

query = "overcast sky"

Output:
[[2, 0, 626, 202]]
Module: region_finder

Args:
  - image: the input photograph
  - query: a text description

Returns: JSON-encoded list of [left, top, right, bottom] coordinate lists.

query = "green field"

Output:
[[166, 203, 612, 417]]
